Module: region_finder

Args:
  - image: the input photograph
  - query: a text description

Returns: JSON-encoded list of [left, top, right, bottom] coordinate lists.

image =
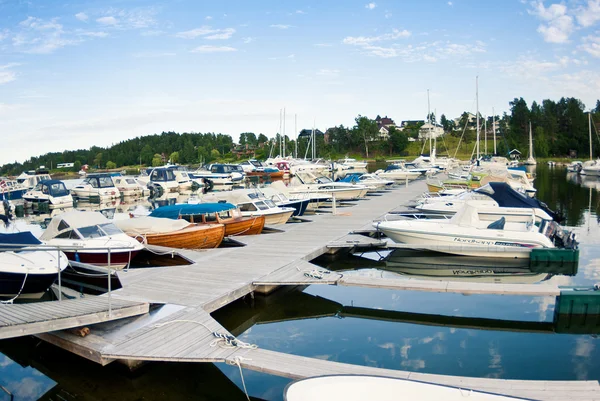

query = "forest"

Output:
[[1, 96, 599, 176]]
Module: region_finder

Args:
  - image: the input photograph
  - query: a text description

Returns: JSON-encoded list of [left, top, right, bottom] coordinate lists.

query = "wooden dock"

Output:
[[0, 296, 148, 340], [5, 179, 599, 400]]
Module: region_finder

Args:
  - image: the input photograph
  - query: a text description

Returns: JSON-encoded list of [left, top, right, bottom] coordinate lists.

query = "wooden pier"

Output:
[[2, 179, 599, 400]]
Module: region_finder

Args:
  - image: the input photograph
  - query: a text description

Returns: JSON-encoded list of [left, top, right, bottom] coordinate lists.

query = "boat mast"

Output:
[[529, 121, 533, 160], [484, 117, 487, 155], [279, 109, 283, 157], [589, 112, 593, 161], [493, 107, 497, 155], [295, 114, 298, 159], [283, 107, 286, 158], [476, 76, 480, 160], [312, 119, 316, 160], [427, 89, 432, 156]]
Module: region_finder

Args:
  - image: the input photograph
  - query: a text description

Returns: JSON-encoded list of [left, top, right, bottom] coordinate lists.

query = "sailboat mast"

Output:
[[484, 117, 487, 155], [312, 119, 316, 160], [476, 76, 480, 160], [427, 89, 432, 156], [279, 109, 283, 157], [295, 114, 298, 158], [283, 107, 286, 158], [529, 121, 533, 159], [493, 107, 497, 155], [590, 112, 593, 161]]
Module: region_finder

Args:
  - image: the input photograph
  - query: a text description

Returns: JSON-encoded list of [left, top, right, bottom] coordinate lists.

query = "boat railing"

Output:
[[380, 212, 452, 221]]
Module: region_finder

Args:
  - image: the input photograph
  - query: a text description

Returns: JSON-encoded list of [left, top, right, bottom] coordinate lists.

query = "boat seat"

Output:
[[487, 216, 505, 230]]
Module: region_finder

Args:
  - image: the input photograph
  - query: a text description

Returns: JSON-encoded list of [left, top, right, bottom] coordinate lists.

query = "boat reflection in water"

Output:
[[319, 249, 578, 285]]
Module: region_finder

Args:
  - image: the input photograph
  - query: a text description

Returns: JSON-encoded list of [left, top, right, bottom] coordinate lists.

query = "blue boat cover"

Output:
[[475, 182, 557, 220], [0, 231, 42, 251], [39, 180, 69, 197], [150, 203, 237, 219]]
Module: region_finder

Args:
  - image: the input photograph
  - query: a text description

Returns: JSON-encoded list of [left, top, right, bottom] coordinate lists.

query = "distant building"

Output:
[[418, 122, 445, 140], [400, 120, 425, 128], [375, 115, 396, 140], [508, 149, 521, 160], [453, 112, 477, 130], [298, 128, 325, 139], [56, 162, 74, 168]]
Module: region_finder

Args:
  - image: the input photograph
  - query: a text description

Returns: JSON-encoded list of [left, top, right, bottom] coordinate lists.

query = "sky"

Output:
[[1, 0, 600, 165]]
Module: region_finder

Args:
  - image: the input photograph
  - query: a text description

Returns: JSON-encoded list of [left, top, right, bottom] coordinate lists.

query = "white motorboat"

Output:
[[0, 177, 28, 201], [289, 159, 331, 176], [203, 189, 295, 225], [289, 171, 368, 200], [284, 375, 527, 401], [41, 210, 144, 269], [138, 167, 180, 194], [268, 181, 332, 211], [374, 202, 575, 258], [190, 166, 234, 186], [23, 179, 73, 209], [566, 161, 583, 173], [0, 232, 68, 299], [340, 173, 394, 190], [581, 159, 600, 176], [258, 186, 310, 217], [15, 169, 52, 190], [113, 176, 147, 197], [70, 173, 121, 200], [336, 157, 368, 170], [375, 165, 422, 181]]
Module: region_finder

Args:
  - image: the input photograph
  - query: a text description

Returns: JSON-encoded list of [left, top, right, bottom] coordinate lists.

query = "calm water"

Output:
[[1, 165, 599, 400]]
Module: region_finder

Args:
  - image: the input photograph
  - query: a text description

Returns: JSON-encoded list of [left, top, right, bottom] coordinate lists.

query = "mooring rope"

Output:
[[0, 269, 28, 304], [296, 266, 331, 280]]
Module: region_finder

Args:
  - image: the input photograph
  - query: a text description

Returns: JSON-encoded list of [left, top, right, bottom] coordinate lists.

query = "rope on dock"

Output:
[[227, 356, 252, 401], [0, 270, 28, 304], [296, 266, 331, 280], [152, 319, 258, 349]]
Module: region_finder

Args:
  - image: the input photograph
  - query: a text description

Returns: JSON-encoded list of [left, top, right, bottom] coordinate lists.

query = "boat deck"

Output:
[[5, 180, 600, 400]]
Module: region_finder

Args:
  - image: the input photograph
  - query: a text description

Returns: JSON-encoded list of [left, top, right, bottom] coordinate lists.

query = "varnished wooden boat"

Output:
[[136, 223, 225, 249], [150, 203, 266, 236], [246, 170, 285, 180]]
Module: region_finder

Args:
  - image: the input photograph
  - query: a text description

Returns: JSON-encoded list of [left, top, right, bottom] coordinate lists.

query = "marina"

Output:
[[1, 164, 600, 400]]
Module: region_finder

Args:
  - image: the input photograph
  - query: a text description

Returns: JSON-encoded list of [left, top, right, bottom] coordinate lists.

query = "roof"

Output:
[[376, 116, 395, 126], [508, 149, 522, 154], [40, 211, 110, 240], [298, 129, 324, 138], [149, 203, 237, 219]]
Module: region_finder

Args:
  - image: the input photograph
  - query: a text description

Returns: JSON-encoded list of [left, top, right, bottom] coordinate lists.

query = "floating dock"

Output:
[[1, 180, 599, 400]]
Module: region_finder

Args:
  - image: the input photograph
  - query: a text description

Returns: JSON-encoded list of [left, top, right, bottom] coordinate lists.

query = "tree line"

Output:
[[2, 96, 599, 175]]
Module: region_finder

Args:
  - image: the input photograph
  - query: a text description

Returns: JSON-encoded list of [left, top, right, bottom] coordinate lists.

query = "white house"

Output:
[[418, 122, 445, 140]]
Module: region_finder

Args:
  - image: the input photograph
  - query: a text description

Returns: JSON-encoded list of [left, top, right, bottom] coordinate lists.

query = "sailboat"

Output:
[[524, 122, 536, 165], [581, 112, 600, 176]]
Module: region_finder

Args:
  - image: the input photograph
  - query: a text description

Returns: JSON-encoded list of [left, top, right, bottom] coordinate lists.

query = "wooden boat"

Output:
[[246, 170, 285, 179], [115, 216, 225, 249], [149, 203, 265, 236]]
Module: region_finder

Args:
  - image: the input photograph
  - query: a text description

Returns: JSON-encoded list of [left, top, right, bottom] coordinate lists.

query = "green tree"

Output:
[[257, 134, 268, 145], [390, 127, 408, 154], [353, 115, 378, 157], [93, 152, 103, 168], [197, 146, 209, 164], [152, 153, 162, 167], [106, 161, 117, 169], [533, 127, 549, 157], [169, 151, 180, 164], [140, 145, 153, 166], [72, 160, 81, 172], [211, 149, 220, 160]]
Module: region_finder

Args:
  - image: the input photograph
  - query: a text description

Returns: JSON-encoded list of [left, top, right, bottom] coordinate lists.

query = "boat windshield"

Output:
[[264, 200, 277, 208], [255, 201, 269, 210], [315, 176, 333, 184], [78, 225, 106, 238], [99, 223, 122, 236], [126, 178, 137, 185]]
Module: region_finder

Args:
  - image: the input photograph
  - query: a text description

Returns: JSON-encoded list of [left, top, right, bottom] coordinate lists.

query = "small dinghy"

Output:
[[284, 375, 528, 401], [0, 232, 68, 299]]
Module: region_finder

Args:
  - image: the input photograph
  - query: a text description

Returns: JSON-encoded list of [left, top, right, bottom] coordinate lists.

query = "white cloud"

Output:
[[576, 0, 600, 27], [205, 28, 235, 40], [75, 12, 89, 22], [0, 70, 16, 85], [365, 2, 377, 10], [385, 11, 392, 18], [579, 34, 600, 57], [13, 17, 79, 54], [528, 1, 574, 43], [205, 16, 213, 20], [76, 30, 109, 38], [270, 24, 292, 29], [448, 1, 453, 5], [242, 37, 254, 44], [363, 45, 397, 58], [190, 45, 237, 53], [342, 28, 411, 45], [97, 16, 118, 26], [141, 30, 164, 36], [176, 26, 235, 39], [296, 10, 306, 14], [317, 69, 340, 77]]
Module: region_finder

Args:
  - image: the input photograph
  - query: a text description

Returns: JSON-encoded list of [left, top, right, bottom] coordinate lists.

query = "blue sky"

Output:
[[1, 0, 599, 164]]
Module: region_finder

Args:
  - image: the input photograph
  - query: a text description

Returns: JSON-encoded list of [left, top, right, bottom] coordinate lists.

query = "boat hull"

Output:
[[135, 224, 225, 249], [0, 271, 60, 299], [223, 216, 266, 236], [63, 250, 140, 269]]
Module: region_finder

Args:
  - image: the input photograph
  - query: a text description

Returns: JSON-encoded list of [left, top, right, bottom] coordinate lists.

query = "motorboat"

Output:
[[0, 177, 27, 200], [288, 159, 331, 176], [23, 180, 73, 209], [374, 202, 576, 258], [191, 166, 234, 186], [150, 202, 265, 235], [375, 165, 422, 181], [114, 216, 225, 249], [566, 161, 583, 173], [137, 167, 180, 194], [70, 173, 121, 200], [415, 182, 559, 221], [581, 159, 600, 176], [258, 186, 310, 217], [0, 232, 68, 299], [268, 180, 332, 211], [203, 189, 295, 225], [336, 157, 368, 170], [164, 166, 206, 192], [15, 168, 52, 190], [339, 173, 394, 190], [284, 375, 527, 401], [113, 176, 147, 197], [208, 164, 245, 182], [40, 210, 144, 269], [289, 171, 368, 200]]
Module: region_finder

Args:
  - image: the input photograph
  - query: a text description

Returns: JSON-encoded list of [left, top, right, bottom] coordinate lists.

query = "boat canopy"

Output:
[[449, 203, 481, 228], [114, 216, 192, 235], [0, 232, 42, 250], [475, 182, 556, 219], [41, 211, 109, 240], [150, 203, 237, 219], [36, 180, 69, 197]]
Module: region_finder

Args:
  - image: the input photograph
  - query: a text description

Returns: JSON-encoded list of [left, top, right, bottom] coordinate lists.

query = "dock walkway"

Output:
[[0, 296, 148, 340]]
